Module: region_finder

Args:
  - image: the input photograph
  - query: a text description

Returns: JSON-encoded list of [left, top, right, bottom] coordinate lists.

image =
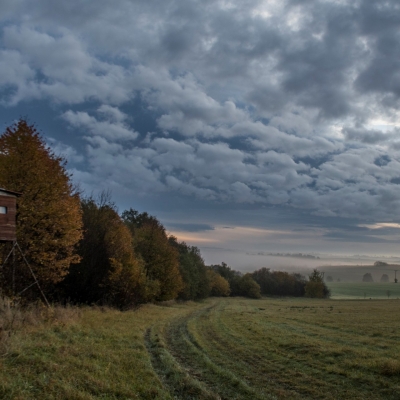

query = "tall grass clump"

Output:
[[0, 295, 80, 355], [380, 359, 400, 376]]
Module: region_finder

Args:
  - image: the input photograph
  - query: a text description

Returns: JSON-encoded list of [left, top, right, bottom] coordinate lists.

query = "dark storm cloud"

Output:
[[2, 0, 400, 251]]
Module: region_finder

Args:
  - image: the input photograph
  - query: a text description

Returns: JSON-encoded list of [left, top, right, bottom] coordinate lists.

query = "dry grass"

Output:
[[1, 297, 400, 399], [0, 296, 80, 355], [380, 359, 400, 376]]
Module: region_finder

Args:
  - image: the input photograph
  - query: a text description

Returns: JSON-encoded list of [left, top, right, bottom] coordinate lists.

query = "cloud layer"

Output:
[[2, 0, 400, 237]]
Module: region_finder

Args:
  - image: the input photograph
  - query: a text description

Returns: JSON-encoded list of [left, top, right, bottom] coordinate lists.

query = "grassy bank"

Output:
[[1, 298, 400, 399]]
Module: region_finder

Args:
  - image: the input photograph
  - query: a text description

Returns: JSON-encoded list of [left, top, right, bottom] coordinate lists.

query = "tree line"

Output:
[[0, 120, 329, 307]]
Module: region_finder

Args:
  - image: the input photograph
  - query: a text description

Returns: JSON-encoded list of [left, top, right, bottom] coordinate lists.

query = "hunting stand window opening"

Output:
[[0, 188, 21, 242]]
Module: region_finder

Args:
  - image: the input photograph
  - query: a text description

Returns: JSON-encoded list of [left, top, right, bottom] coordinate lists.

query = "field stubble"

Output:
[[1, 298, 400, 399]]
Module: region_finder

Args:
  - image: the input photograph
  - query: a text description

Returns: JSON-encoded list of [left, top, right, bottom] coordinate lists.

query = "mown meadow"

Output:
[[328, 282, 400, 299], [1, 297, 400, 399]]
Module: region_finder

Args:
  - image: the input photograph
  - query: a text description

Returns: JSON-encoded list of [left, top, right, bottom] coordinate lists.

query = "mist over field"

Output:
[[201, 248, 400, 282]]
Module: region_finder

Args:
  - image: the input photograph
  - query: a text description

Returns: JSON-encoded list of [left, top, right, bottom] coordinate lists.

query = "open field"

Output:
[[319, 264, 400, 283], [1, 298, 400, 399], [327, 282, 400, 299]]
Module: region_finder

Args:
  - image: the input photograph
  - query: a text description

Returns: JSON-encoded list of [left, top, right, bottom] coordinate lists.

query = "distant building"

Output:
[[0, 188, 21, 242]]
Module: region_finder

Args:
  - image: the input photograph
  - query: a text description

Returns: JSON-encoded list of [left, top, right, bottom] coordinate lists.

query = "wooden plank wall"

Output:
[[0, 196, 17, 241]]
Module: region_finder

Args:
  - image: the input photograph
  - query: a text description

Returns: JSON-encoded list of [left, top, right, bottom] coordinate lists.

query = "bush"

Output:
[[380, 274, 389, 283], [305, 269, 330, 298], [362, 273, 374, 282], [207, 269, 230, 297], [305, 281, 325, 298], [236, 274, 261, 299]]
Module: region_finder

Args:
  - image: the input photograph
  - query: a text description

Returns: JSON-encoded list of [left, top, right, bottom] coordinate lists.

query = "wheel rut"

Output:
[[144, 306, 219, 400]]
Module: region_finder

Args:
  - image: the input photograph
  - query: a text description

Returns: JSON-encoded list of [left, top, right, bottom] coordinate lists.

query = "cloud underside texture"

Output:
[[1, 0, 400, 221]]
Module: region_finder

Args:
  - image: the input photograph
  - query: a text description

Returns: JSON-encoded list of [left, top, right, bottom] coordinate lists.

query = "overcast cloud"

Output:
[[1, 0, 400, 266]]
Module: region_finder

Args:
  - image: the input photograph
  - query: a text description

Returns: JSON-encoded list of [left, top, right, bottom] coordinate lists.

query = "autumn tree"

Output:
[[122, 208, 183, 301], [206, 269, 230, 297], [64, 196, 147, 307], [0, 119, 82, 297], [210, 262, 242, 295]]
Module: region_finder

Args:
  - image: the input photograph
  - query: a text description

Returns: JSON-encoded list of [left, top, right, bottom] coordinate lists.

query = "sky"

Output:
[[1, 0, 400, 270]]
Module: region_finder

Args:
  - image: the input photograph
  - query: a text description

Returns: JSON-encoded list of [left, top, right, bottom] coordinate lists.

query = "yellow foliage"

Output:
[[0, 120, 82, 294], [207, 269, 230, 297]]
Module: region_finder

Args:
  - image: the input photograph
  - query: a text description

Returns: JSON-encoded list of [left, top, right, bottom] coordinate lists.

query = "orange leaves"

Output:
[[0, 119, 83, 295]]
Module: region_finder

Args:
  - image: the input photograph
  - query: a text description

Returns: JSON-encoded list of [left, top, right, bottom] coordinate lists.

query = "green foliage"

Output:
[[123, 209, 183, 301], [235, 274, 261, 298], [0, 119, 82, 297], [210, 262, 241, 295], [169, 237, 210, 300], [305, 269, 330, 298], [251, 267, 306, 296], [64, 196, 144, 308], [210, 263, 260, 298], [308, 269, 325, 282], [206, 269, 230, 297]]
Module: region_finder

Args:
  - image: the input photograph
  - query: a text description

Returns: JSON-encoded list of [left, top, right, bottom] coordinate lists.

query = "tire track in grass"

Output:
[[144, 322, 217, 400], [164, 303, 275, 400], [187, 301, 305, 399]]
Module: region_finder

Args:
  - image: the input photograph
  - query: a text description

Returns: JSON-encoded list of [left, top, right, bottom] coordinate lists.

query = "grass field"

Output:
[[1, 298, 400, 399], [327, 282, 400, 299]]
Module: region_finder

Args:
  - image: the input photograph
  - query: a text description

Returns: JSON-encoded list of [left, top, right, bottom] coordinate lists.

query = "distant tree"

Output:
[[122, 209, 183, 301], [374, 261, 389, 267], [168, 237, 210, 300], [251, 267, 306, 297], [210, 262, 242, 295], [207, 269, 230, 297], [305, 269, 330, 298], [362, 273, 374, 282], [0, 119, 82, 297], [236, 274, 261, 299], [380, 274, 389, 283], [326, 276, 333, 282]]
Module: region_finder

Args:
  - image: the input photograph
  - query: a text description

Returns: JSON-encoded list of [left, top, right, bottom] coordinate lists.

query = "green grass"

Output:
[[327, 282, 400, 299], [1, 298, 400, 399]]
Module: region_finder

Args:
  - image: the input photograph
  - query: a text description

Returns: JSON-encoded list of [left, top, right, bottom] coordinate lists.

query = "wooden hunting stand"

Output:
[[0, 188, 49, 306]]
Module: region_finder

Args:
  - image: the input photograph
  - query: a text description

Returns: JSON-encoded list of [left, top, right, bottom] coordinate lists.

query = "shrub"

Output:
[[305, 269, 330, 298], [362, 273, 374, 282], [207, 269, 230, 297], [236, 274, 261, 299]]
